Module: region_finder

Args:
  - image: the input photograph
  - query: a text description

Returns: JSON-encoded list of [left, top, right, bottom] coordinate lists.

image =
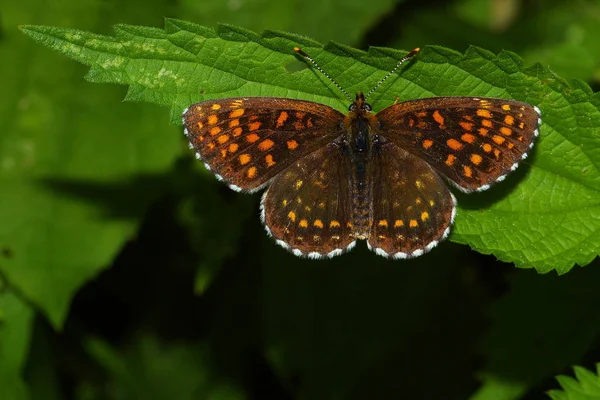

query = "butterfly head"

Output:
[[344, 92, 380, 156], [348, 92, 373, 115]]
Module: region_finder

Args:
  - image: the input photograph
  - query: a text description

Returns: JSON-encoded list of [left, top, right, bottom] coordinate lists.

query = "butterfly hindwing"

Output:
[[376, 97, 541, 192], [183, 97, 346, 191], [261, 140, 357, 258], [368, 141, 456, 258]]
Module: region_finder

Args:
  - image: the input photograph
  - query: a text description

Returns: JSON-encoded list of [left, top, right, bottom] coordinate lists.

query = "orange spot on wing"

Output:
[[217, 134, 229, 144], [378, 220, 388, 228], [299, 219, 308, 228], [233, 127, 243, 137], [461, 133, 476, 143], [421, 212, 429, 221], [314, 219, 324, 229], [394, 220, 404, 228], [409, 219, 418, 228], [433, 110, 445, 126], [210, 127, 222, 136], [258, 139, 274, 151], [504, 115, 515, 125], [445, 154, 456, 166], [288, 211, 296, 222], [482, 119, 493, 128], [502, 104, 511, 110], [478, 128, 488, 136], [463, 165, 473, 178], [492, 135, 506, 145], [228, 143, 239, 153], [460, 121, 474, 131], [276, 111, 288, 128], [423, 139, 433, 149], [211, 104, 221, 110], [500, 127, 512, 136], [207, 115, 218, 125], [229, 109, 245, 118], [248, 121, 262, 131], [470, 154, 483, 165], [330, 220, 341, 228], [477, 109, 492, 118], [265, 154, 276, 167], [246, 133, 260, 143], [493, 149, 501, 159], [287, 140, 299, 150], [247, 166, 257, 179], [239, 153, 251, 165], [482, 143, 492, 152], [196, 122, 204, 129], [229, 119, 240, 128], [447, 138, 463, 150]]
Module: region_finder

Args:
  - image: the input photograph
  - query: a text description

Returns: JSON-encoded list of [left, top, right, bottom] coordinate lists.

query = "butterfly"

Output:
[[182, 48, 541, 259]]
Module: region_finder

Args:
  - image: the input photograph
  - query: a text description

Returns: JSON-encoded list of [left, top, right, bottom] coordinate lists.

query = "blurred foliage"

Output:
[[547, 364, 600, 400], [1, 0, 600, 399]]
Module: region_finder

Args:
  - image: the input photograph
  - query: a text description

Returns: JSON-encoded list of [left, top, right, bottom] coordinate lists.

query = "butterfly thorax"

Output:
[[343, 92, 380, 239]]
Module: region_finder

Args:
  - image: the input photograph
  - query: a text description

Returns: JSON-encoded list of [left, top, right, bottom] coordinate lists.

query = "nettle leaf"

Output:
[[20, 20, 600, 273], [2, 20, 182, 329], [548, 364, 600, 400]]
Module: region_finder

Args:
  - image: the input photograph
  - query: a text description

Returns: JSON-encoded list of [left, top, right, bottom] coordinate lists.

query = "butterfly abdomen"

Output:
[[350, 160, 372, 239]]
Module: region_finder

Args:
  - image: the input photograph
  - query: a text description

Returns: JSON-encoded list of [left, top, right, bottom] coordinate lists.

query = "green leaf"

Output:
[[474, 266, 600, 400], [0, 289, 35, 400], [1, 18, 182, 328], [391, 0, 600, 83], [80, 335, 246, 400], [180, 0, 400, 46], [20, 21, 600, 273], [548, 364, 600, 400]]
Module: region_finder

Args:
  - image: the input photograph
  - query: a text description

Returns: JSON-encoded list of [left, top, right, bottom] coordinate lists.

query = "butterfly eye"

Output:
[[363, 103, 372, 112], [349, 103, 357, 112]]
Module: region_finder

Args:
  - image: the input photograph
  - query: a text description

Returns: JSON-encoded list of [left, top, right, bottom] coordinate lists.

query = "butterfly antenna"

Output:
[[294, 47, 353, 103], [365, 47, 420, 101]]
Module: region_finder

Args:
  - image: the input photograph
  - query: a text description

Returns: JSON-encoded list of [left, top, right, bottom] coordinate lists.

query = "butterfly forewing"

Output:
[[368, 141, 456, 258], [376, 97, 541, 192], [261, 141, 356, 258], [183, 97, 345, 191]]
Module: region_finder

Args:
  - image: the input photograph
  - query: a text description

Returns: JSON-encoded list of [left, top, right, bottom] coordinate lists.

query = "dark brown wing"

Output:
[[182, 97, 345, 192], [261, 140, 356, 258], [368, 141, 456, 259], [376, 97, 541, 192]]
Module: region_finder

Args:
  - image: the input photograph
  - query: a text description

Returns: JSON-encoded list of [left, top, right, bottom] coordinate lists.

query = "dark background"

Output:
[[2, 0, 600, 399]]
